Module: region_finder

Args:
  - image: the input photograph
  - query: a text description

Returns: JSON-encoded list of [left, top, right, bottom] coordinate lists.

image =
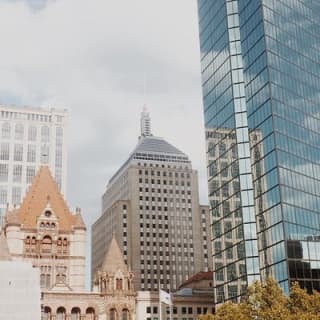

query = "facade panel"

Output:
[[198, 0, 320, 303]]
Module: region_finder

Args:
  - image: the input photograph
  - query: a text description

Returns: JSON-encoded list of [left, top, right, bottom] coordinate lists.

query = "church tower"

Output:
[[4, 166, 86, 291], [94, 235, 136, 320]]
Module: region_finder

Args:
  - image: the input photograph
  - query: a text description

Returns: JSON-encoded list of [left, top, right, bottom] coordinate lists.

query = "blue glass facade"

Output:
[[198, 0, 320, 303]]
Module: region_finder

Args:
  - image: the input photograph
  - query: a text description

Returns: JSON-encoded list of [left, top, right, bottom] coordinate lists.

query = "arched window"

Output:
[[41, 125, 50, 143], [42, 306, 51, 320], [122, 309, 130, 320], [2, 123, 10, 139], [31, 236, 37, 252], [86, 307, 95, 320], [57, 237, 62, 254], [63, 238, 68, 254], [110, 309, 117, 320], [42, 235, 52, 253], [15, 124, 24, 140], [71, 307, 81, 320], [56, 307, 66, 320]]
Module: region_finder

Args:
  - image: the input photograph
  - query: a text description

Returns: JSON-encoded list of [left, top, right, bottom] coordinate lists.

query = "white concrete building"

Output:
[[0, 105, 67, 223], [0, 232, 41, 320]]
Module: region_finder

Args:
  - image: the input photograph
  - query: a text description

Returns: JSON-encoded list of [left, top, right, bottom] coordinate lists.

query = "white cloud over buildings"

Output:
[[0, 0, 208, 229]]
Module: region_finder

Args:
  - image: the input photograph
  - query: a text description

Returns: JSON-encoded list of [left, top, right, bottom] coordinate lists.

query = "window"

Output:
[[12, 187, 21, 205], [40, 266, 51, 289], [116, 278, 123, 290], [110, 309, 117, 320], [41, 236, 52, 253], [0, 143, 9, 160], [13, 165, 22, 183], [56, 307, 66, 320], [26, 166, 36, 183], [0, 188, 7, 205], [27, 144, 36, 162], [71, 307, 81, 320], [2, 122, 10, 139], [40, 144, 49, 164], [28, 126, 37, 141], [13, 144, 23, 161], [56, 266, 67, 283], [86, 308, 95, 320], [122, 309, 130, 320], [42, 306, 51, 320], [41, 126, 50, 143], [15, 124, 24, 140]]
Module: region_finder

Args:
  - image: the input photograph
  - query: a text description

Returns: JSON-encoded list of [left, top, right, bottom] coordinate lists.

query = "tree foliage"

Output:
[[198, 278, 320, 320]]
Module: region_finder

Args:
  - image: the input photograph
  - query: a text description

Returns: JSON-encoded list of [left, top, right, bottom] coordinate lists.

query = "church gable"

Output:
[[16, 166, 77, 231]]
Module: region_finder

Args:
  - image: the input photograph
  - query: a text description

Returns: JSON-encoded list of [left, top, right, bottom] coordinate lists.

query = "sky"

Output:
[[0, 0, 208, 253]]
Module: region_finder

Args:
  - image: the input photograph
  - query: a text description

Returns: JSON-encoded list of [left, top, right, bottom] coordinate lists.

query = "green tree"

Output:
[[198, 279, 320, 320]]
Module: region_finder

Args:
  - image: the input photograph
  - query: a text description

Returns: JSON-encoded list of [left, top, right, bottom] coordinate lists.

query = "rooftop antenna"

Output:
[[140, 72, 152, 138]]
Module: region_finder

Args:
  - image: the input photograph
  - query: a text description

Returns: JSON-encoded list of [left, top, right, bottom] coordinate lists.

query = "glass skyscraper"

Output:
[[198, 0, 320, 304]]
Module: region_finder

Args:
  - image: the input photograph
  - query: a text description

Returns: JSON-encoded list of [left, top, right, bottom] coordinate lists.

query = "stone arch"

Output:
[[43, 306, 52, 320], [56, 307, 66, 320], [121, 308, 130, 320], [85, 307, 96, 320], [71, 307, 81, 320], [109, 308, 118, 320], [42, 235, 52, 253]]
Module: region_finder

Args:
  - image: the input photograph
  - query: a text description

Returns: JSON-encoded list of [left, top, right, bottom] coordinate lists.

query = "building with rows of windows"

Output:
[[197, 0, 320, 305], [92, 108, 212, 293], [0, 105, 67, 224]]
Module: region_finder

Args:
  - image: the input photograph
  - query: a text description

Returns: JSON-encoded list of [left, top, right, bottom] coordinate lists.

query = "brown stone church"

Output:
[[2, 166, 136, 320]]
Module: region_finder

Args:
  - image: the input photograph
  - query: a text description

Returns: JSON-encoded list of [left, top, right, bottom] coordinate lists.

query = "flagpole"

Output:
[[159, 281, 162, 320], [169, 291, 173, 320]]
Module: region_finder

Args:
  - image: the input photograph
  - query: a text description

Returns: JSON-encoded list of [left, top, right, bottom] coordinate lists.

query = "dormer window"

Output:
[[44, 210, 52, 217]]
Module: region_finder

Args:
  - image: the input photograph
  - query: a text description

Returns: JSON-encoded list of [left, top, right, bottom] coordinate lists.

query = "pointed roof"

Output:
[[74, 212, 86, 230], [0, 231, 12, 261], [16, 166, 76, 231], [109, 136, 190, 184], [135, 135, 187, 156], [101, 235, 127, 273], [6, 210, 20, 226]]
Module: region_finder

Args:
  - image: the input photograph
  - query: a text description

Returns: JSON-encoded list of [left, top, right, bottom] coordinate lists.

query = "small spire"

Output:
[[0, 231, 12, 261], [140, 106, 152, 137]]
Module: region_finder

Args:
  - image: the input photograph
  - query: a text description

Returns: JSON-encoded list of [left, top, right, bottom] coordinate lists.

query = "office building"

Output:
[[92, 108, 212, 291], [197, 0, 320, 303], [0, 105, 67, 223]]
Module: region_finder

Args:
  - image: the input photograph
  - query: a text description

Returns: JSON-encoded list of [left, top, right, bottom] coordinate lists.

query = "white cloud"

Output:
[[0, 0, 208, 260]]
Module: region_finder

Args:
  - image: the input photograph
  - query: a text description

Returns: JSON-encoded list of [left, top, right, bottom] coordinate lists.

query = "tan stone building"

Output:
[[1, 166, 136, 320], [41, 236, 136, 320], [4, 165, 86, 291], [92, 109, 212, 292]]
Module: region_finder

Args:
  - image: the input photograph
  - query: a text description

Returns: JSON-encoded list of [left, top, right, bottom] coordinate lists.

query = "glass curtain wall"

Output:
[[198, 0, 260, 304], [198, 0, 320, 303]]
